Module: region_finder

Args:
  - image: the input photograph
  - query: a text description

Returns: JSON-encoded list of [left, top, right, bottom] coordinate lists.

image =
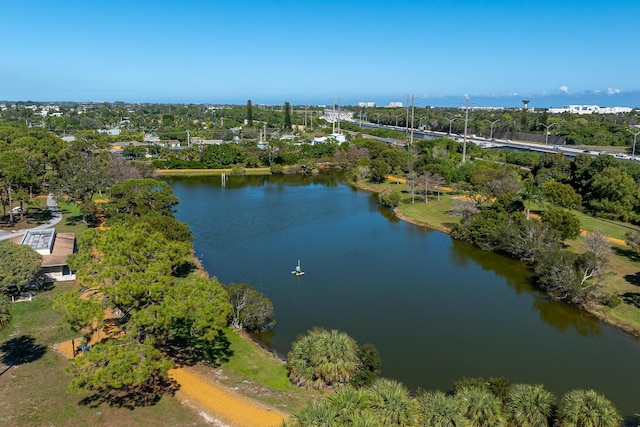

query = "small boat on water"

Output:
[[291, 259, 305, 276]]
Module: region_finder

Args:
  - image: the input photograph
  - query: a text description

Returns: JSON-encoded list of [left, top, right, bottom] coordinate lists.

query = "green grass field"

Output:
[[213, 328, 320, 413]]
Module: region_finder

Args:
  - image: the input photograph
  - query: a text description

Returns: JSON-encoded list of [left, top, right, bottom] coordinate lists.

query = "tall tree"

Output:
[[102, 178, 179, 219], [0, 151, 30, 223], [226, 283, 275, 332], [246, 99, 253, 126], [51, 150, 108, 224], [283, 102, 292, 129], [59, 223, 231, 394]]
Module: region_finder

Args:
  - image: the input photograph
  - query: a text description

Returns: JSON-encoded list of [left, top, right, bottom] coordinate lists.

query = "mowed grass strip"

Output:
[[215, 328, 320, 413]]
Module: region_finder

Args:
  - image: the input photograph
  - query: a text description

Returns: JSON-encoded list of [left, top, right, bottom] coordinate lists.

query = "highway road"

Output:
[[351, 121, 638, 161]]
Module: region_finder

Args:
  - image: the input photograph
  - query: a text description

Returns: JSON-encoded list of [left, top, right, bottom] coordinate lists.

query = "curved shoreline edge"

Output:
[[349, 178, 640, 338]]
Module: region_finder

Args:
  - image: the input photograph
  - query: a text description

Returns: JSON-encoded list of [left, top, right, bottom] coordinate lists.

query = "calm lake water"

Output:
[[167, 173, 640, 422]]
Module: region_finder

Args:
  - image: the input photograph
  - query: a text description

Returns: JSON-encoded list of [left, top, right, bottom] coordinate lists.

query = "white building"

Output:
[[547, 105, 633, 114], [388, 102, 403, 108], [358, 101, 376, 108], [312, 133, 347, 145]]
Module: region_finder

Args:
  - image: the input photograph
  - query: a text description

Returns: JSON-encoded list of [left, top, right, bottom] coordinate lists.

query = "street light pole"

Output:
[[419, 115, 427, 129], [484, 119, 500, 140], [447, 116, 459, 135], [628, 128, 640, 158], [395, 113, 403, 127], [541, 123, 556, 145]]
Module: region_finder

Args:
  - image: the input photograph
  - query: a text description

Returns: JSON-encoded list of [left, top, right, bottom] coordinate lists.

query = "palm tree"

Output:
[[287, 328, 359, 390], [504, 384, 554, 427], [419, 390, 469, 426], [557, 389, 622, 427], [456, 386, 505, 427], [327, 386, 369, 423], [367, 378, 419, 426], [288, 399, 339, 426], [519, 178, 544, 220]]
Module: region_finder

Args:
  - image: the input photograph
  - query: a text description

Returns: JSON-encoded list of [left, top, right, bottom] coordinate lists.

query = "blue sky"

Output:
[[2, 0, 639, 107]]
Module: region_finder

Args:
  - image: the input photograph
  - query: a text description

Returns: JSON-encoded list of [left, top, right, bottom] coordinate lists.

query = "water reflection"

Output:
[[449, 238, 602, 337], [168, 173, 640, 421], [532, 298, 602, 337]]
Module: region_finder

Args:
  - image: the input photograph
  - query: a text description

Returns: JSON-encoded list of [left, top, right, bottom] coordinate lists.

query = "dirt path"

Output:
[[169, 367, 288, 427]]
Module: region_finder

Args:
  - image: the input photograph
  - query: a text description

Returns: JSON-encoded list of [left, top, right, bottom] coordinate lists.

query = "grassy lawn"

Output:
[[210, 328, 320, 413], [397, 192, 459, 231], [55, 200, 91, 236], [572, 210, 640, 240], [0, 281, 207, 427]]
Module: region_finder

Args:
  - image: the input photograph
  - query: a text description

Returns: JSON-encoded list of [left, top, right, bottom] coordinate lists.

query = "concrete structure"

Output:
[[18, 229, 76, 281], [358, 101, 376, 108]]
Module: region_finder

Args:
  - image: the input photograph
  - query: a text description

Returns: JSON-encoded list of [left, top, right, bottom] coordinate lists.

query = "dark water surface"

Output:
[[167, 173, 640, 421]]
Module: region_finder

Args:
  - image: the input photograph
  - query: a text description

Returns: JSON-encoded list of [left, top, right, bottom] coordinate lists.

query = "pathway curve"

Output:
[[0, 194, 62, 241]]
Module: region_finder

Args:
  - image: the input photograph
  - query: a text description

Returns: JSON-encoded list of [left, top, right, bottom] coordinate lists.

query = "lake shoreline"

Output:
[[350, 177, 640, 338]]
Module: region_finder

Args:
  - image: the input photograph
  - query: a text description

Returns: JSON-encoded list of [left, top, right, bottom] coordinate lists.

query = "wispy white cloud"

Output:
[[607, 88, 621, 95], [558, 85, 569, 94]]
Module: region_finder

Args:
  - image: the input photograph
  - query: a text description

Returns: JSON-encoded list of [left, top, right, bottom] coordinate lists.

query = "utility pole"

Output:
[[462, 95, 469, 163], [409, 94, 415, 146], [337, 97, 341, 134], [405, 94, 410, 136]]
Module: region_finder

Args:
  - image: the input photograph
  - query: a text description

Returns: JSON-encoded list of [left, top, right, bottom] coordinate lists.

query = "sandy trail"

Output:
[[170, 367, 288, 427]]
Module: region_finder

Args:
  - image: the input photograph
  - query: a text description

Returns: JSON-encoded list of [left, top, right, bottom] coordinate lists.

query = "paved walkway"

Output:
[[0, 195, 62, 241]]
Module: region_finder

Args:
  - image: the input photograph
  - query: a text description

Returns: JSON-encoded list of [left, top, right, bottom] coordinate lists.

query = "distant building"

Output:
[[547, 105, 632, 114], [97, 128, 121, 136], [358, 101, 376, 108], [312, 133, 347, 145], [388, 102, 403, 108]]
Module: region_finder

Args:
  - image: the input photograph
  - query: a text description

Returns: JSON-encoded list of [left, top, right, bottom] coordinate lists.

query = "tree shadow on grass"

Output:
[[623, 271, 640, 287], [28, 207, 52, 225], [621, 292, 640, 308], [163, 331, 233, 368], [0, 335, 47, 375], [79, 372, 179, 409], [613, 246, 640, 262]]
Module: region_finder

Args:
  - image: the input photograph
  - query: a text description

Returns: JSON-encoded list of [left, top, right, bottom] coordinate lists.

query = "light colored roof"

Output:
[[20, 229, 55, 255]]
